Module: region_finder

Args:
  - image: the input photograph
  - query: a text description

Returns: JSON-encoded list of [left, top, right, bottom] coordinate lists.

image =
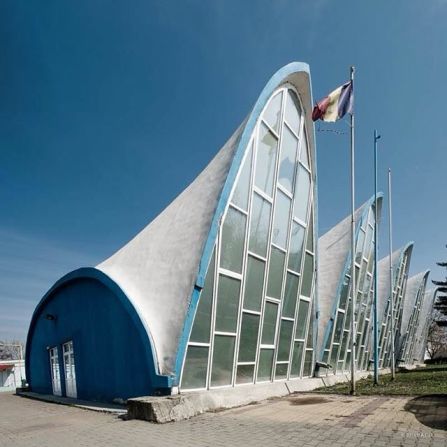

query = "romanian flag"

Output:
[[312, 81, 353, 122]]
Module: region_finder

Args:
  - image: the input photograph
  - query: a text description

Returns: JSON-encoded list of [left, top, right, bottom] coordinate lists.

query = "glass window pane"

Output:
[[288, 222, 305, 272], [356, 230, 365, 264], [282, 273, 299, 318], [255, 123, 278, 197], [361, 325, 369, 346], [368, 247, 374, 274], [267, 247, 285, 299], [257, 349, 274, 381], [339, 330, 350, 362], [238, 313, 260, 363], [231, 144, 252, 211], [333, 312, 345, 344], [215, 275, 240, 333], [358, 346, 365, 366], [364, 226, 373, 261], [363, 274, 372, 296], [294, 166, 311, 222], [190, 251, 215, 343], [275, 363, 288, 379], [290, 341, 304, 377], [339, 275, 350, 310], [354, 265, 360, 290], [182, 346, 209, 389], [272, 190, 291, 249], [330, 344, 340, 366], [262, 302, 278, 345], [359, 260, 368, 292], [345, 351, 352, 371], [249, 193, 271, 258], [284, 90, 301, 135], [278, 126, 298, 192], [301, 253, 314, 297], [296, 299, 310, 339], [220, 206, 246, 273], [236, 365, 254, 384], [299, 130, 310, 168], [306, 212, 314, 252], [306, 303, 314, 349], [243, 256, 265, 311], [344, 299, 352, 330], [303, 350, 313, 376], [263, 91, 282, 133], [211, 336, 235, 386], [277, 319, 293, 361]]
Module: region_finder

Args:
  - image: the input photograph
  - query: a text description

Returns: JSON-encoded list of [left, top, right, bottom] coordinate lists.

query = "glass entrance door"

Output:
[[62, 341, 77, 398], [49, 347, 62, 396]]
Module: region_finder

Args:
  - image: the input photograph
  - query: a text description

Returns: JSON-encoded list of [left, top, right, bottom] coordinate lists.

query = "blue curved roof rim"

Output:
[[174, 62, 316, 381]]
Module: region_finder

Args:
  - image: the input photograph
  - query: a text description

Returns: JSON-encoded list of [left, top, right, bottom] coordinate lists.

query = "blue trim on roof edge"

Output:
[[173, 62, 314, 383]]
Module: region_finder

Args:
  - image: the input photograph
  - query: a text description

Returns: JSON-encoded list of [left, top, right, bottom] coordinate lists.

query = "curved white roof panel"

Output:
[[377, 242, 414, 321], [400, 270, 430, 335], [413, 288, 437, 362], [97, 63, 315, 376], [317, 194, 382, 355]]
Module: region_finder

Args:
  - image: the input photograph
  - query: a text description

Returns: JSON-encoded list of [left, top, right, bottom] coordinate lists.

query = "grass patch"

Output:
[[314, 365, 447, 396]]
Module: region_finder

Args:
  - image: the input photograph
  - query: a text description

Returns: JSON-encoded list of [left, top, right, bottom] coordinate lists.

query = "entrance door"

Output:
[[49, 347, 62, 396], [62, 341, 77, 398]]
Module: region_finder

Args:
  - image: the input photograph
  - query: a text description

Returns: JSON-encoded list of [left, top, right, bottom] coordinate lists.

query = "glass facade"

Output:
[[398, 274, 428, 365], [181, 87, 316, 390], [378, 248, 412, 368], [321, 203, 378, 373]]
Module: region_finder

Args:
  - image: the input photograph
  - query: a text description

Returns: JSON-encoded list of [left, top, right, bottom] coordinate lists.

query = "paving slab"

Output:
[[0, 392, 445, 447], [17, 391, 126, 415]]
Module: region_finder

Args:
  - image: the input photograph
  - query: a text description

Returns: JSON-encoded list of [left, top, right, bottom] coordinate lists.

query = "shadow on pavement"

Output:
[[399, 367, 447, 374], [288, 396, 331, 405], [404, 395, 447, 431]]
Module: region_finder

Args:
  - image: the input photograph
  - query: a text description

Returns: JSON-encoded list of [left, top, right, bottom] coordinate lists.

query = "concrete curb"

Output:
[[127, 371, 375, 423]]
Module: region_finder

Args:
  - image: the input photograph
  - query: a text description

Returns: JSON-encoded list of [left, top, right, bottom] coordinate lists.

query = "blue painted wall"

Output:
[[27, 273, 169, 402]]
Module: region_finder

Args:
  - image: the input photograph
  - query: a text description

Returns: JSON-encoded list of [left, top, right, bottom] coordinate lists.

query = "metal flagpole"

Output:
[[388, 168, 396, 380], [373, 130, 381, 385], [349, 66, 356, 395]]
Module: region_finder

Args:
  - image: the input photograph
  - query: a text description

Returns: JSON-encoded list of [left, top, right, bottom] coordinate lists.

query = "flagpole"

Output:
[[349, 66, 356, 395], [373, 130, 381, 385], [388, 168, 396, 380]]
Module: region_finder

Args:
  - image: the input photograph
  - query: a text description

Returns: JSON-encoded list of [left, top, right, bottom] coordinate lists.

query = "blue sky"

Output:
[[1, 0, 446, 341]]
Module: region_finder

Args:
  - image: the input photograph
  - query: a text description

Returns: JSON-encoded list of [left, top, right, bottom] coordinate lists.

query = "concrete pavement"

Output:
[[0, 392, 445, 446]]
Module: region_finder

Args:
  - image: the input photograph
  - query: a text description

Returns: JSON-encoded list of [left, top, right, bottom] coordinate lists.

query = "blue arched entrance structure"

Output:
[[26, 268, 172, 402]]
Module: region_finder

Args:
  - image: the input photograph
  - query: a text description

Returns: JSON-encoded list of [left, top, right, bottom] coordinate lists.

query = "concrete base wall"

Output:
[[128, 370, 375, 423]]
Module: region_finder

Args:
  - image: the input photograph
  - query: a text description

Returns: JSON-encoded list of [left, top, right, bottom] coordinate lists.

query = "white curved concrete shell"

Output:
[[413, 288, 437, 363], [318, 195, 382, 374], [377, 243, 414, 368], [26, 62, 322, 404], [96, 62, 317, 382], [97, 125, 243, 375]]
